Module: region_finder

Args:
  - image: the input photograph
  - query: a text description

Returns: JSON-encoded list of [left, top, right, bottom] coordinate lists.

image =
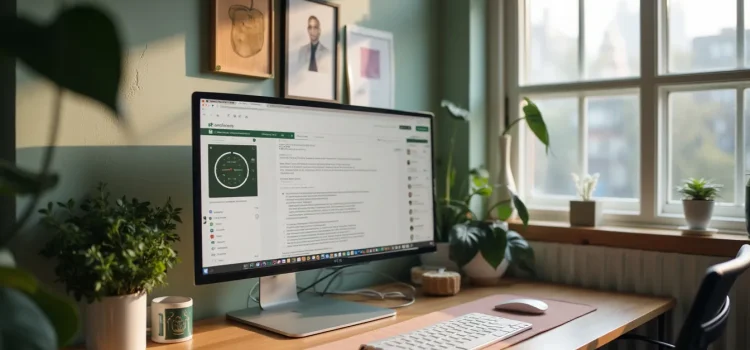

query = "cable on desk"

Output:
[[316, 269, 416, 309], [246, 264, 415, 309]]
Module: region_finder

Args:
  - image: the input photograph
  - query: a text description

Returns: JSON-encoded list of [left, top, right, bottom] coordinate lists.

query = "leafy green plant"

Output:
[[677, 178, 723, 201], [0, 4, 123, 348], [436, 99, 548, 242], [39, 184, 182, 302], [448, 221, 535, 277]]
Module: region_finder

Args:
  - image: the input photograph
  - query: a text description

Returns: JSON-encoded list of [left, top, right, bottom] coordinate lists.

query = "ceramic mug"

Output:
[[151, 296, 193, 343]]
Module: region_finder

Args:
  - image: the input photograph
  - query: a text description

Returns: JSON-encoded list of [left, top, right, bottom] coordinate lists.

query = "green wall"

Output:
[[13, 0, 439, 327], [435, 0, 488, 214]]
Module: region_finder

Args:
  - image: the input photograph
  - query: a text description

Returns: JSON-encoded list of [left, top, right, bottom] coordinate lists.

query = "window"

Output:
[[506, 0, 750, 230]]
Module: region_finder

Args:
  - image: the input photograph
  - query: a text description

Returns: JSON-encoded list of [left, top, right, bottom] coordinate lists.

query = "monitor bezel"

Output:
[[192, 92, 438, 286]]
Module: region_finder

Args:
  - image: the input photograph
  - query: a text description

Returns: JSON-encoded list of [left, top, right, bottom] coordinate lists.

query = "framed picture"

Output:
[[345, 25, 395, 109], [211, 0, 274, 79], [281, 0, 340, 102]]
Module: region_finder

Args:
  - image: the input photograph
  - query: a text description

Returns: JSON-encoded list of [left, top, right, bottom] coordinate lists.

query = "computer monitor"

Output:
[[192, 92, 436, 337]]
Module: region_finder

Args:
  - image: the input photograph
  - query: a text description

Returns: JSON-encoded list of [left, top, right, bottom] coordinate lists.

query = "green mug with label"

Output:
[[151, 296, 193, 343]]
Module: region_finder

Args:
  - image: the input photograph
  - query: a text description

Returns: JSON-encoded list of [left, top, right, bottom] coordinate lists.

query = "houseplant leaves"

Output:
[[478, 225, 508, 269], [0, 267, 79, 347], [0, 5, 122, 115], [505, 230, 536, 277], [523, 98, 549, 154], [0, 160, 59, 196]]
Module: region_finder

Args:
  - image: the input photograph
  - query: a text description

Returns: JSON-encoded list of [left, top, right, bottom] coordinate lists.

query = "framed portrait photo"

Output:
[[211, 0, 274, 79], [346, 25, 395, 109], [282, 0, 340, 102]]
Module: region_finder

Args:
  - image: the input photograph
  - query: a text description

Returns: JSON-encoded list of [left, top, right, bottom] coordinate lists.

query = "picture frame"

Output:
[[345, 25, 395, 109], [211, 0, 275, 79], [281, 0, 340, 102]]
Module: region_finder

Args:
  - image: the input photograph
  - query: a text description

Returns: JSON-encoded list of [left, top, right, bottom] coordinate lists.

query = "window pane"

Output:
[[668, 0, 737, 73], [584, 0, 640, 80], [526, 97, 579, 196], [527, 0, 579, 84], [669, 90, 736, 203], [586, 95, 640, 198]]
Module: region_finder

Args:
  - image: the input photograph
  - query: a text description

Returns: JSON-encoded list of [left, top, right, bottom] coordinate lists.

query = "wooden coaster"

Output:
[[422, 271, 461, 296]]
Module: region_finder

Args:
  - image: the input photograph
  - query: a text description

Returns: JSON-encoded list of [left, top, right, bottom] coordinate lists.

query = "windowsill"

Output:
[[508, 220, 750, 258]]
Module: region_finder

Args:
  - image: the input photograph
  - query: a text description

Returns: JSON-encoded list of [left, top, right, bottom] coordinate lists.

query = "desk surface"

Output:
[[147, 280, 675, 350]]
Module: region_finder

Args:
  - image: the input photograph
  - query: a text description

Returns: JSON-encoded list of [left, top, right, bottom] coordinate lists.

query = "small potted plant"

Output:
[[677, 178, 722, 231], [570, 173, 601, 227], [39, 184, 182, 350]]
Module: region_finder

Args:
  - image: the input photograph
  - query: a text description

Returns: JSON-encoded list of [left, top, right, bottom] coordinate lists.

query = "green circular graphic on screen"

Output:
[[213, 151, 250, 189]]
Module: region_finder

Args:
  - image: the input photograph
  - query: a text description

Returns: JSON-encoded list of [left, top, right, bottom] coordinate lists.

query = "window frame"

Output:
[[503, 0, 750, 233]]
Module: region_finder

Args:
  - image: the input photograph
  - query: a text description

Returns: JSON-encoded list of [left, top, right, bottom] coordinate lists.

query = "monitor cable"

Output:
[[246, 265, 415, 309]]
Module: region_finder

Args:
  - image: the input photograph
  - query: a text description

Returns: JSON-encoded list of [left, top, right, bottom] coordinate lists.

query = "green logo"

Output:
[[208, 123, 213, 127], [165, 306, 192, 340]]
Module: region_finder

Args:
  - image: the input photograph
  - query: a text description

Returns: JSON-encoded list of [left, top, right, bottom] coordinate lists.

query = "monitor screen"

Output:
[[192, 93, 436, 284]]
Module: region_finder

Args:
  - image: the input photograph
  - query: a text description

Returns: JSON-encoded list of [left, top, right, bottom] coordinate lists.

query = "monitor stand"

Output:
[[226, 273, 396, 338]]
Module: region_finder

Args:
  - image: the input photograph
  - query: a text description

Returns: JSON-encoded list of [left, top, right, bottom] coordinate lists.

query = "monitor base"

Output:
[[226, 273, 396, 337], [226, 294, 396, 337]]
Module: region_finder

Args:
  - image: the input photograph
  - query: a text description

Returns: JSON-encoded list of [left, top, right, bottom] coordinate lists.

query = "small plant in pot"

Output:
[[39, 184, 182, 350], [445, 170, 536, 285], [677, 178, 722, 232], [569, 173, 601, 227]]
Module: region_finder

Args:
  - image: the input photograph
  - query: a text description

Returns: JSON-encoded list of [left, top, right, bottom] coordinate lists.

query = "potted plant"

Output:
[[421, 99, 548, 271], [39, 184, 182, 350], [570, 173, 601, 227], [677, 178, 722, 232], [443, 168, 535, 284]]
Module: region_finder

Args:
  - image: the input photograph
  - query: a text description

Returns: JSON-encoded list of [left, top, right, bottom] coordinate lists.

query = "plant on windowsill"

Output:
[[569, 173, 601, 227], [39, 183, 182, 350], [677, 178, 722, 234]]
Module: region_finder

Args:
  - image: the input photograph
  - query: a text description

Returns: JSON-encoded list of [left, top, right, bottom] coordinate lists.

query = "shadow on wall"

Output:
[[13, 145, 416, 321]]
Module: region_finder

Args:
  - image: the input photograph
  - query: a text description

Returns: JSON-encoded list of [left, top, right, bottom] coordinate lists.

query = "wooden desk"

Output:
[[147, 280, 675, 350]]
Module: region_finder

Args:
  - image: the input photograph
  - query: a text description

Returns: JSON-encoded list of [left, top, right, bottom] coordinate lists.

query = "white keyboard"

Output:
[[360, 312, 532, 350]]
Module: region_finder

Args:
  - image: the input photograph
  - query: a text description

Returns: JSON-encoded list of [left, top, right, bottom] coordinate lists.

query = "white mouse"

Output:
[[494, 298, 548, 315]]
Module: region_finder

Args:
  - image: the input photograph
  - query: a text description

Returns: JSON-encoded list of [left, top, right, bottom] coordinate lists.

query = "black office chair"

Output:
[[618, 244, 750, 350]]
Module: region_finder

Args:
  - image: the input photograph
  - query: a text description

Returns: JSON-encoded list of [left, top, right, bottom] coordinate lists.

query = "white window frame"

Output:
[[502, 0, 750, 232]]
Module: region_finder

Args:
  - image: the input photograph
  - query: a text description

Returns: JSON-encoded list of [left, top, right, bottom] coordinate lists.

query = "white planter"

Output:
[[683, 200, 715, 230], [462, 253, 509, 286], [86, 292, 147, 350], [419, 242, 459, 272]]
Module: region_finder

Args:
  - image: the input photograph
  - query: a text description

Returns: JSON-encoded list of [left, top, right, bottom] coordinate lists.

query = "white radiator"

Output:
[[530, 242, 750, 349]]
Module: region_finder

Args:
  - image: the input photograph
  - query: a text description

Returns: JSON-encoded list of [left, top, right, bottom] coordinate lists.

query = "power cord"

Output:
[[246, 265, 416, 309]]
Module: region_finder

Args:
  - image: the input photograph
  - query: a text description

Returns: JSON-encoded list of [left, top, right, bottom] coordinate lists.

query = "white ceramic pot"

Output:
[[419, 242, 459, 272], [462, 253, 509, 286], [683, 200, 715, 230], [86, 292, 147, 350]]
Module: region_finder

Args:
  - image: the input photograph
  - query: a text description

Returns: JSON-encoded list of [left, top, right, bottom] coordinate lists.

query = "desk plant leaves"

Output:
[[0, 4, 124, 349]]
